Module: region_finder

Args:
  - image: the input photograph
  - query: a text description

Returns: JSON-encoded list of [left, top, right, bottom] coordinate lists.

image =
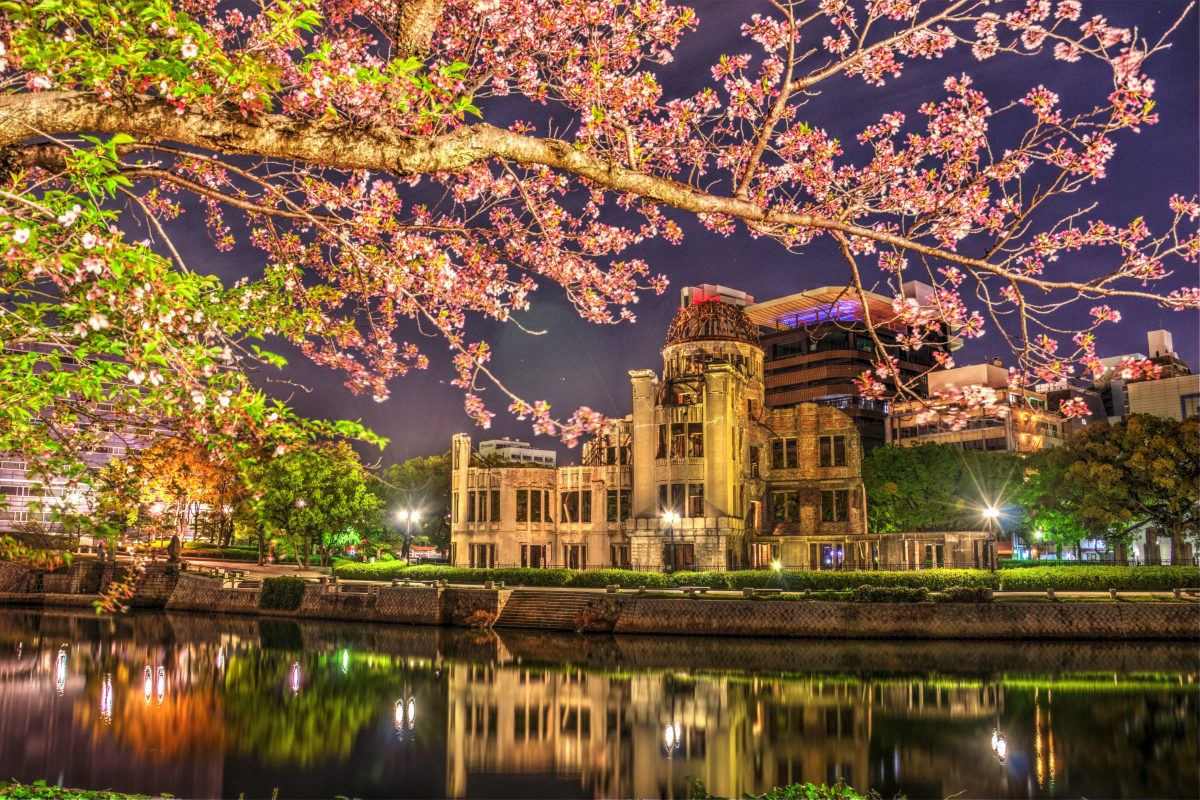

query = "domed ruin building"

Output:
[[451, 288, 993, 572]]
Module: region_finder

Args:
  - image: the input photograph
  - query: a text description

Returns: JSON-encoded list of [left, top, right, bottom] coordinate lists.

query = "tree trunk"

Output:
[[257, 533, 264, 566], [303, 535, 311, 569]]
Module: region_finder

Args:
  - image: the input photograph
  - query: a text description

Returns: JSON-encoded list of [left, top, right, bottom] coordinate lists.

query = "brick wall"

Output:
[[610, 597, 1199, 640]]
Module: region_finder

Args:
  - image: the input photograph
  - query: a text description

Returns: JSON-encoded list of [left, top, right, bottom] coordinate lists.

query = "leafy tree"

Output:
[[377, 451, 453, 556], [253, 442, 380, 567], [1041, 415, 1199, 561], [1, 0, 1195, 496], [862, 442, 1026, 533], [1012, 447, 1092, 558]]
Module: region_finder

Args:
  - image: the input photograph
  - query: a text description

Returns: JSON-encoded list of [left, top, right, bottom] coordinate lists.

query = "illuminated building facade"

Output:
[[451, 296, 992, 571]]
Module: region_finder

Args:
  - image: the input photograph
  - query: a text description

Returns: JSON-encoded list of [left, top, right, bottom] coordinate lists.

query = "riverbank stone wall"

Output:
[[607, 597, 1198, 639]]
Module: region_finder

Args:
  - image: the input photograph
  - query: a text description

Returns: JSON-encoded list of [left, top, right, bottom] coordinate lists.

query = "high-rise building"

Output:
[[886, 360, 1066, 452], [741, 281, 959, 451]]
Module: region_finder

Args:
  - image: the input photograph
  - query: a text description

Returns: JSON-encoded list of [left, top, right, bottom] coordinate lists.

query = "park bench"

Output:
[[235, 579, 262, 589], [743, 588, 781, 596], [678, 586, 710, 596], [339, 583, 372, 594]]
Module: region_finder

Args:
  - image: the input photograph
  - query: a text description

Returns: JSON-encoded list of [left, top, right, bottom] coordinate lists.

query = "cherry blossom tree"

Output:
[[1, 0, 1196, 497]]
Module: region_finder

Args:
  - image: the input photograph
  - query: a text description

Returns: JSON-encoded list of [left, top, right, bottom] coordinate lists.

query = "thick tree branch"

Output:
[[394, 0, 449, 59], [0, 90, 1183, 306]]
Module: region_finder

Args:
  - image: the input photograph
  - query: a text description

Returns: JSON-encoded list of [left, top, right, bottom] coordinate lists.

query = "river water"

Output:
[[0, 609, 1195, 799]]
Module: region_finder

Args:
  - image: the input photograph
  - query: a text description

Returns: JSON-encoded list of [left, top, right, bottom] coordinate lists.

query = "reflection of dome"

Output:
[[665, 301, 761, 349]]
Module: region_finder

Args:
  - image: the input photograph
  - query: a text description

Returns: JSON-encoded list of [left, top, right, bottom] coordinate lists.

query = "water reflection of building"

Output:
[[444, 663, 999, 799]]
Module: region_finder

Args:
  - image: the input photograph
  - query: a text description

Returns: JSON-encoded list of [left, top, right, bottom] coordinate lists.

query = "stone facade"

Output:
[[451, 300, 992, 571]]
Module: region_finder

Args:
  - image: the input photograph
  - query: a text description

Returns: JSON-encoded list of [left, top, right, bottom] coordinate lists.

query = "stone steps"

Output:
[[496, 590, 595, 630]]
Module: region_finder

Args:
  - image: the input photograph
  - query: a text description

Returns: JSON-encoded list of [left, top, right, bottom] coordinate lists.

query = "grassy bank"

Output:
[[0, 780, 158, 799], [332, 562, 1198, 591]]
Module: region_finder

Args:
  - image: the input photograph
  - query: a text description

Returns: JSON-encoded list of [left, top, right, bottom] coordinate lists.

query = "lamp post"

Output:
[[662, 511, 679, 573], [983, 507, 1000, 571], [293, 498, 307, 569], [398, 509, 420, 563]]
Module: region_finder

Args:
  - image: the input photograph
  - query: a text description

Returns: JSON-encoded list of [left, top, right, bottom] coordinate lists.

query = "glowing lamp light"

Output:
[[991, 728, 1008, 764], [664, 723, 676, 749], [100, 674, 114, 725], [772, 561, 781, 570], [1036, 528, 1044, 540], [143, 666, 153, 704], [983, 508, 999, 519], [217, 647, 225, 670], [407, 698, 416, 729], [156, 666, 165, 705], [54, 647, 67, 695], [341, 649, 349, 674], [662, 512, 679, 523], [290, 662, 301, 694], [394, 699, 405, 733]]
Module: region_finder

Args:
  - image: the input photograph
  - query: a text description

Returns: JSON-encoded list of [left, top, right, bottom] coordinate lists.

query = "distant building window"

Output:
[[819, 435, 847, 467], [772, 437, 798, 469], [821, 490, 849, 522], [773, 340, 806, 359], [772, 491, 799, 523], [749, 446, 760, 478], [1183, 394, 1199, 419], [688, 485, 704, 518]]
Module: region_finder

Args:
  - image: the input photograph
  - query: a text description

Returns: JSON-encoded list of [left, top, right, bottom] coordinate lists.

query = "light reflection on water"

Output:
[[0, 609, 1195, 800]]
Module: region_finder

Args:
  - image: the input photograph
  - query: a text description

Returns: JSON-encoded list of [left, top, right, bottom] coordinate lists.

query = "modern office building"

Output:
[[450, 298, 992, 571], [1126, 373, 1200, 421], [1091, 329, 1193, 421], [0, 342, 144, 534], [886, 360, 1066, 452], [742, 281, 959, 451], [478, 438, 558, 467]]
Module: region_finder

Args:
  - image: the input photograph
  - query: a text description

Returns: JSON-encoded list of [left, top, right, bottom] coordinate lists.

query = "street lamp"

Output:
[[983, 507, 1001, 571], [662, 511, 679, 573], [398, 509, 420, 563]]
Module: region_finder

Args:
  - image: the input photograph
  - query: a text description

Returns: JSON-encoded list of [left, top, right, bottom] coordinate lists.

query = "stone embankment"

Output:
[[1, 564, 1196, 640]]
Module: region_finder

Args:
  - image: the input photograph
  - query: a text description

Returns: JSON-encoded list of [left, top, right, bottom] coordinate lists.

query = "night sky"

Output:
[[148, 1, 1199, 467]]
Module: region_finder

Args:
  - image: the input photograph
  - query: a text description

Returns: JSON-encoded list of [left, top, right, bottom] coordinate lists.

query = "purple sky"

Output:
[[159, 1, 1199, 466]]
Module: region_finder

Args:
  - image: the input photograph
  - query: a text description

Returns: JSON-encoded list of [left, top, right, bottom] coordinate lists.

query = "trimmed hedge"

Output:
[[852, 585, 929, 603], [329, 562, 1198, 592], [997, 565, 1197, 591], [259, 576, 307, 611], [933, 585, 993, 603]]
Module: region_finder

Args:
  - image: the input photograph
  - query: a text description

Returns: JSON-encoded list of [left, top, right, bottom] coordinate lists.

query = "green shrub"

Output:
[[997, 565, 1198, 591], [933, 585, 993, 603], [852, 585, 929, 603], [567, 569, 674, 589], [259, 576, 307, 611]]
